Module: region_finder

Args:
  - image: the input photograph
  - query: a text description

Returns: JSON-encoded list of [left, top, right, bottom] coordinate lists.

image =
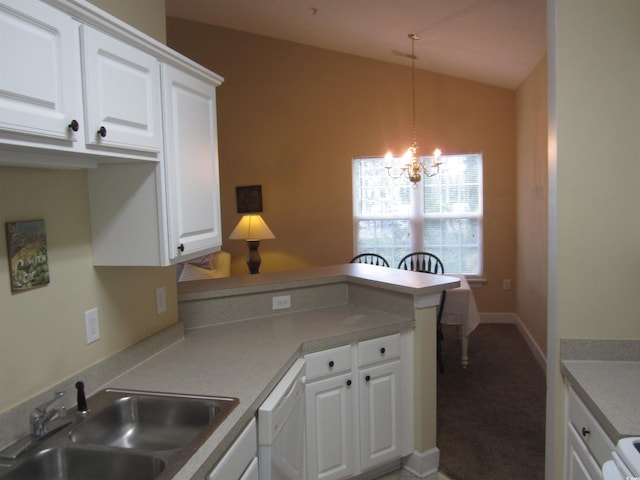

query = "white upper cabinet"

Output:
[[0, 0, 84, 162], [80, 25, 162, 155], [162, 64, 222, 260], [1, 0, 224, 265], [0, 0, 183, 166], [87, 66, 222, 266]]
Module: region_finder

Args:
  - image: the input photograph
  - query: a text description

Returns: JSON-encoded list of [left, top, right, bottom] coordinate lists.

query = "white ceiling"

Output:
[[166, 0, 547, 90]]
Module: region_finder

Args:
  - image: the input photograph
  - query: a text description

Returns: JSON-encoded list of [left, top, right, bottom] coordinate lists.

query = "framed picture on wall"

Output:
[[5, 219, 50, 292], [236, 185, 263, 213]]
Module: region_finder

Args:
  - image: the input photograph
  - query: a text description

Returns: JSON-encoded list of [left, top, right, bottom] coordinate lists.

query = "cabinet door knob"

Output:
[[380, 347, 386, 355], [581, 427, 590, 437], [365, 375, 371, 382], [68, 119, 79, 132], [178, 243, 185, 252], [346, 379, 351, 386], [328, 360, 334, 368], [97, 126, 107, 137]]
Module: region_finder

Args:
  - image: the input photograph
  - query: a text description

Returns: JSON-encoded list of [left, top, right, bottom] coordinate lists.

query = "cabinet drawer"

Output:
[[305, 345, 352, 381], [567, 387, 614, 468], [358, 334, 400, 367], [208, 418, 257, 480]]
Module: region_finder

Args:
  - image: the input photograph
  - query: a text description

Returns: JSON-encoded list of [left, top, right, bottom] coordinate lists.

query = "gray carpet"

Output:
[[437, 323, 546, 480]]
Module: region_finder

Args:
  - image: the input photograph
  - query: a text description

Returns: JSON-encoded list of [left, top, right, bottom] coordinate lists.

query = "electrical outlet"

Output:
[[272, 295, 291, 310], [503, 279, 512, 290], [156, 286, 167, 314], [85, 308, 100, 344]]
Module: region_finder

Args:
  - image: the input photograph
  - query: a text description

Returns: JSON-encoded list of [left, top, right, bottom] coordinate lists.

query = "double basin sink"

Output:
[[0, 389, 239, 480]]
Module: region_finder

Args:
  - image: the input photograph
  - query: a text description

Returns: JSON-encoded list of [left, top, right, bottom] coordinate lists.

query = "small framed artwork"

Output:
[[5, 219, 50, 292], [236, 185, 263, 213]]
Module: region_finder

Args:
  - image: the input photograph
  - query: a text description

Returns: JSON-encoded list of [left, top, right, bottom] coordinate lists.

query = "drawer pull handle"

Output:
[[178, 243, 185, 252], [97, 126, 107, 138], [68, 119, 79, 132], [365, 375, 371, 382], [581, 427, 590, 437], [346, 379, 351, 386], [380, 347, 386, 355], [328, 361, 334, 368]]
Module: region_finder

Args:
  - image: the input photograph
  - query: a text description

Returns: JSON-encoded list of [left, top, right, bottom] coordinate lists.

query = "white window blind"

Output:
[[353, 153, 483, 275]]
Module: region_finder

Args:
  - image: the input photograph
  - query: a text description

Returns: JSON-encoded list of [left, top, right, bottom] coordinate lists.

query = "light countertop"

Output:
[[108, 304, 413, 479], [560, 338, 640, 443], [178, 263, 460, 301], [561, 360, 640, 442]]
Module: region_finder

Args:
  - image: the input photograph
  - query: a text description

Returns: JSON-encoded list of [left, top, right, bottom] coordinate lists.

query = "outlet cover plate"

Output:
[[85, 308, 100, 344], [156, 287, 167, 314], [272, 295, 291, 310]]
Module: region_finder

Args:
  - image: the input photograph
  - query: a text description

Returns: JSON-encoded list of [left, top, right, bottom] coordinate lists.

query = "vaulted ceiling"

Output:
[[166, 0, 547, 90]]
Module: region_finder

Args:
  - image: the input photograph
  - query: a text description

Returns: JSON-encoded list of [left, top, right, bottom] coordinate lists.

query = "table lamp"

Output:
[[228, 214, 275, 274]]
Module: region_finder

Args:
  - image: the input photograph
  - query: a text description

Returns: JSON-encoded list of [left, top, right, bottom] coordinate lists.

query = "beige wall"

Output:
[[547, 0, 640, 477], [0, 0, 175, 414], [88, 0, 166, 44], [166, 19, 518, 313], [516, 58, 548, 356]]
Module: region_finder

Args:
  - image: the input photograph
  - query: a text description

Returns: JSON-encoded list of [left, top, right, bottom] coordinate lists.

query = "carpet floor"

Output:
[[437, 323, 546, 480]]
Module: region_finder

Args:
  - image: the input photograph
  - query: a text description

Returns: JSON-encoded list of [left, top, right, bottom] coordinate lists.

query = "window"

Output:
[[352, 153, 483, 275]]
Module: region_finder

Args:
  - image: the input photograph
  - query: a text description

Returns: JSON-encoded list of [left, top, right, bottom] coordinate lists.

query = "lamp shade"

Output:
[[228, 215, 275, 241]]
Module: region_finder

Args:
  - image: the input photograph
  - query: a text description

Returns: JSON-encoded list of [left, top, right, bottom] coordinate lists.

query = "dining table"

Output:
[[440, 274, 481, 368]]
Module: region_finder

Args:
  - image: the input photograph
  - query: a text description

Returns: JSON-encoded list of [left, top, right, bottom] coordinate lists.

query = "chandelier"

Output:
[[385, 33, 442, 186]]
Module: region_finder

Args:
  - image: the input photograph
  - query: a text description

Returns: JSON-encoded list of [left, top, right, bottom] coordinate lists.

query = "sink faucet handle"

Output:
[[30, 391, 65, 437], [75, 381, 88, 414], [34, 391, 65, 414]]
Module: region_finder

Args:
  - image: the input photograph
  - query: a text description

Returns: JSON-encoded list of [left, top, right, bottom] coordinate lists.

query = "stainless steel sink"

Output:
[[70, 390, 236, 451], [0, 389, 239, 480], [0, 446, 165, 480]]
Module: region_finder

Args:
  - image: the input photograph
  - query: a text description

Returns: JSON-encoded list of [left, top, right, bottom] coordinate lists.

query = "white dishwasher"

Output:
[[258, 358, 306, 480]]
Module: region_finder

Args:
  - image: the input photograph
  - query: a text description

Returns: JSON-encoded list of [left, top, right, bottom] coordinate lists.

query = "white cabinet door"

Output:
[[239, 457, 259, 480], [161, 64, 222, 260], [305, 372, 355, 480], [566, 426, 597, 480], [80, 24, 162, 155], [0, 0, 82, 143], [359, 361, 401, 471], [208, 418, 257, 480]]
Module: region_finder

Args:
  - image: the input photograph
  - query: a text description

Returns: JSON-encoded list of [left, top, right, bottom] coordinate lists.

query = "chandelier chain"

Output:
[[384, 32, 441, 186], [411, 34, 417, 149]]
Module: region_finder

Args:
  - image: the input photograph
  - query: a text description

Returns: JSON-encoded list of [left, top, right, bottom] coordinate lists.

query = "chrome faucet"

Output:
[[30, 391, 66, 438]]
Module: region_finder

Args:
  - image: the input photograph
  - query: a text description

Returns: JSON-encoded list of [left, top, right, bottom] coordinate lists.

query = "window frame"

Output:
[[352, 153, 483, 276]]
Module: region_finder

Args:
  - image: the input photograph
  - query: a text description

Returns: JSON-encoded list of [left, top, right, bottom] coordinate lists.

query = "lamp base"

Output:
[[246, 240, 261, 274]]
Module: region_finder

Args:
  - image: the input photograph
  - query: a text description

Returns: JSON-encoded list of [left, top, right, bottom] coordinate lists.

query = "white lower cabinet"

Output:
[[358, 360, 401, 470], [305, 332, 410, 480], [240, 457, 259, 480], [305, 369, 356, 480], [564, 386, 614, 480], [208, 418, 257, 480]]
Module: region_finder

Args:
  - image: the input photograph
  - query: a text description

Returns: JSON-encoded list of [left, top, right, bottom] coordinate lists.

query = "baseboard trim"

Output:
[[480, 312, 547, 372], [403, 448, 440, 478]]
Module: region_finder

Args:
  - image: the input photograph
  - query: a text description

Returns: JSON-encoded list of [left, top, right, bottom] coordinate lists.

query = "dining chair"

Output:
[[397, 252, 447, 373], [350, 253, 390, 267]]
